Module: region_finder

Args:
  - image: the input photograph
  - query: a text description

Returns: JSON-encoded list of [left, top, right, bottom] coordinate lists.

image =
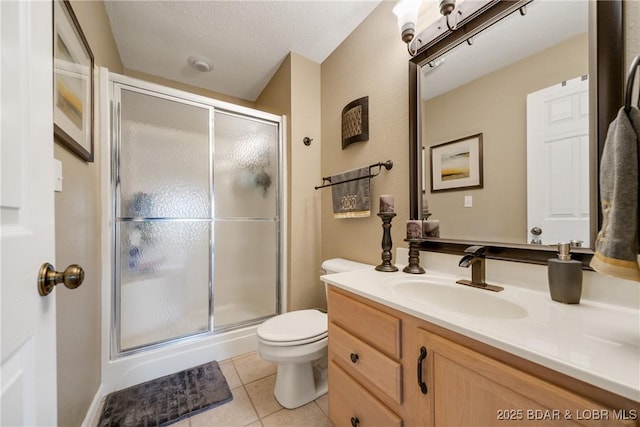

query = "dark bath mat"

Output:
[[98, 360, 233, 427]]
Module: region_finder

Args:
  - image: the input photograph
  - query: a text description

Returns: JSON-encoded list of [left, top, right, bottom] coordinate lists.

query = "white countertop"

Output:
[[322, 267, 640, 402]]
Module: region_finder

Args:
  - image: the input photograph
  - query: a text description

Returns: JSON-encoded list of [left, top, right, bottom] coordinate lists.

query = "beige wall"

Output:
[[256, 55, 294, 309], [256, 53, 323, 310], [423, 34, 588, 243], [289, 54, 323, 309], [625, 1, 640, 73], [321, 2, 635, 272], [55, 2, 122, 426], [321, 2, 410, 266]]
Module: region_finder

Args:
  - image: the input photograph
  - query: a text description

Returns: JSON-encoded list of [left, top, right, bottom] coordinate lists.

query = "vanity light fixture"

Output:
[[439, 0, 459, 30], [393, 0, 462, 55], [422, 56, 446, 75], [392, 0, 422, 55]]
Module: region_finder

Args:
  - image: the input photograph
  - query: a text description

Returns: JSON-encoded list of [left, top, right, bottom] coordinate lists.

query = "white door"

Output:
[[1, 1, 57, 425], [526, 76, 590, 246]]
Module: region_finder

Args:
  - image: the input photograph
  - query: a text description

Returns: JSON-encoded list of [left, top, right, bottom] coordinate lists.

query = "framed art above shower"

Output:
[[53, 0, 94, 162]]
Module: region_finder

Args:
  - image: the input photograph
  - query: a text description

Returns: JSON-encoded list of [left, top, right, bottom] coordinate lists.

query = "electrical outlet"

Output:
[[464, 195, 472, 208]]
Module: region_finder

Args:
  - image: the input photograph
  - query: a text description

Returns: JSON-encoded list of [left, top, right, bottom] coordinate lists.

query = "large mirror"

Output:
[[409, 0, 623, 265]]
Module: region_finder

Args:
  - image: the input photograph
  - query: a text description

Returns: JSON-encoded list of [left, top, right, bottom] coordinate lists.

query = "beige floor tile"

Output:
[[244, 374, 283, 418], [244, 421, 263, 427], [260, 402, 332, 427], [219, 359, 242, 390], [232, 352, 277, 385], [315, 394, 329, 417], [189, 387, 259, 427]]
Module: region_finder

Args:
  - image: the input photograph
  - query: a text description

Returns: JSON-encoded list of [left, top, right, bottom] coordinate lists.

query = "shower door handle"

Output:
[[37, 263, 85, 296]]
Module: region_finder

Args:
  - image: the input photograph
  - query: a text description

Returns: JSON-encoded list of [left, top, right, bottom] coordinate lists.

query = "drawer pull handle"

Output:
[[417, 346, 428, 394], [350, 353, 359, 363], [351, 416, 360, 427]]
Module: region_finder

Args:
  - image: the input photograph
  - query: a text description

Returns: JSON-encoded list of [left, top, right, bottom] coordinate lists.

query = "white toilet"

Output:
[[256, 258, 371, 409]]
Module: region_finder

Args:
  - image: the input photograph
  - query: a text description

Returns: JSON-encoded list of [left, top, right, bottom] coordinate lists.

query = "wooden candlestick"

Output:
[[375, 212, 398, 272], [403, 239, 425, 274]]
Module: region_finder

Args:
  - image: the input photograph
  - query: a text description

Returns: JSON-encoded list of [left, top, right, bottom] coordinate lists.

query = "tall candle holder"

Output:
[[403, 239, 425, 274], [375, 212, 398, 272]]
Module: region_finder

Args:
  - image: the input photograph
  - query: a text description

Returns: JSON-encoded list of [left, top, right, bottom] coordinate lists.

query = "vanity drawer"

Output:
[[329, 322, 402, 404], [328, 288, 401, 358], [329, 360, 403, 427]]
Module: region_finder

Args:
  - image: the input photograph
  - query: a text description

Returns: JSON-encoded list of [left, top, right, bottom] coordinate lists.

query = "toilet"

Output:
[[256, 258, 371, 409]]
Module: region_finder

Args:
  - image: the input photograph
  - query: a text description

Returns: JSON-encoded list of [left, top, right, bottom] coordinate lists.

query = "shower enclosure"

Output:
[[108, 73, 284, 358]]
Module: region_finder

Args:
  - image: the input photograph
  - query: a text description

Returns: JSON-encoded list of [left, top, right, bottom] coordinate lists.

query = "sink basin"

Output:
[[388, 278, 528, 319]]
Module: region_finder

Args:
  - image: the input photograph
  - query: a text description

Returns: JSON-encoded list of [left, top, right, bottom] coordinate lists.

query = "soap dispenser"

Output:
[[548, 242, 582, 304]]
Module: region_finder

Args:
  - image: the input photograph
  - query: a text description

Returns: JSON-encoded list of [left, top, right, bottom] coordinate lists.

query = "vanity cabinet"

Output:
[[327, 286, 639, 427], [328, 288, 403, 427], [416, 329, 637, 427]]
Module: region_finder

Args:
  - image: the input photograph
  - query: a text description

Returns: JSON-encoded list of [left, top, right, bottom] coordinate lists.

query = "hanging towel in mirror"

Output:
[[331, 167, 371, 218], [590, 107, 640, 282]]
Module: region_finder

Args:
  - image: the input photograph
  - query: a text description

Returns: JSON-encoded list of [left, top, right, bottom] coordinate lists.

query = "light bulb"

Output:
[[392, 0, 422, 43]]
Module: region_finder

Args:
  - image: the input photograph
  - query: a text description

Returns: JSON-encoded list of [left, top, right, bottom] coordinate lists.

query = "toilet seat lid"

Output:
[[257, 309, 327, 343]]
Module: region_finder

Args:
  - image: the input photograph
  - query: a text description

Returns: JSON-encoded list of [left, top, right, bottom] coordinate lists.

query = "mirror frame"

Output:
[[409, 0, 623, 267]]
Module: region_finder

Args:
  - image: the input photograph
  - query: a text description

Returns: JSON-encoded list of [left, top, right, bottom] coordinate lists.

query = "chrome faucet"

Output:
[[456, 246, 503, 292]]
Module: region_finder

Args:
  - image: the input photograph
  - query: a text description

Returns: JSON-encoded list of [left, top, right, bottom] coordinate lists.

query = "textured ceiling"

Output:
[[104, 1, 382, 101]]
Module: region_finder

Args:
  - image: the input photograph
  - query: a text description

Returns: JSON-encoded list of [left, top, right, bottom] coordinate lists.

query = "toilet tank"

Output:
[[320, 258, 371, 275]]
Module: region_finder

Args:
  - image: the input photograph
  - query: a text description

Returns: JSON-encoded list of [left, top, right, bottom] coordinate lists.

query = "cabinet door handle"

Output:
[[350, 353, 359, 363], [417, 346, 428, 394], [350, 416, 360, 427]]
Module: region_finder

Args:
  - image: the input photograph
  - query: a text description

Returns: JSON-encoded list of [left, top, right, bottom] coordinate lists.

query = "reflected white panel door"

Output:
[[526, 76, 589, 246], [1, 1, 57, 425]]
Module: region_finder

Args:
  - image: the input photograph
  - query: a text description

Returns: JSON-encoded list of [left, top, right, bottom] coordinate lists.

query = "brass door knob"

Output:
[[38, 263, 84, 296]]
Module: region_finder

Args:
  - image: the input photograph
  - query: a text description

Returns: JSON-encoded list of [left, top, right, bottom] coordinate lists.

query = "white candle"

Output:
[[423, 219, 440, 237], [406, 220, 422, 239], [379, 194, 394, 213]]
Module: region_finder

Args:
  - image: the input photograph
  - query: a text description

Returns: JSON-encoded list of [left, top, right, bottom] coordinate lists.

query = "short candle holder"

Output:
[[375, 212, 399, 272], [403, 239, 425, 274]]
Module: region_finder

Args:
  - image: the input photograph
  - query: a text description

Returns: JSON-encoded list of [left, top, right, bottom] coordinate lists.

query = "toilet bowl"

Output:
[[256, 258, 371, 409]]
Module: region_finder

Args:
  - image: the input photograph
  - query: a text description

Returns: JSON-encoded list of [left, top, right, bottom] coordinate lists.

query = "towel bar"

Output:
[[314, 160, 393, 190], [624, 53, 640, 113]]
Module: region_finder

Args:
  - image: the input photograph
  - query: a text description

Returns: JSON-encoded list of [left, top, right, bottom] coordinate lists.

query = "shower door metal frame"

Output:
[[108, 73, 285, 359]]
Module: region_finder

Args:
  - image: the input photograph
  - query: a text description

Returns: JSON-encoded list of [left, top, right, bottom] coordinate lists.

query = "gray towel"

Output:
[[590, 107, 640, 281], [331, 167, 371, 218]]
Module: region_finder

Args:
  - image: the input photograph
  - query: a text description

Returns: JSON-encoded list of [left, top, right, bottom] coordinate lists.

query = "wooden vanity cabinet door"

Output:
[[416, 329, 636, 427]]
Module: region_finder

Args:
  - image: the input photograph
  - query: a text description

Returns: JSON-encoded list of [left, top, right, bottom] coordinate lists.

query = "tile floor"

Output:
[[171, 351, 332, 427]]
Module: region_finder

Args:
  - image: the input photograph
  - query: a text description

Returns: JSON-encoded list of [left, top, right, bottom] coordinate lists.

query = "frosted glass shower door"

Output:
[[115, 86, 213, 352], [213, 111, 279, 328]]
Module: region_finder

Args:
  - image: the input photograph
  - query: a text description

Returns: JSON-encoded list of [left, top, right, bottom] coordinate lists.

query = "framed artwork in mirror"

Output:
[[341, 96, 369, 149], [430, 133, 483, 192], [53, 0, 94, 162]]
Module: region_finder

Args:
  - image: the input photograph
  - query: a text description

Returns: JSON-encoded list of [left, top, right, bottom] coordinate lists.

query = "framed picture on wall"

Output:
[[53, 0, 95, 162], [430, 133, 483, 192]]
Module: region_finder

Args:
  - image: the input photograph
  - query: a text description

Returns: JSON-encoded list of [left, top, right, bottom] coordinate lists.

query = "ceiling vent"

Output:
[[188, 56, 213, 72]]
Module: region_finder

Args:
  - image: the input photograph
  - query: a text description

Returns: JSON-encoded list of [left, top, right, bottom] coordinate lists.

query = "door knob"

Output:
[[38, 263, 84, 296], [530, 227, 542, 244]]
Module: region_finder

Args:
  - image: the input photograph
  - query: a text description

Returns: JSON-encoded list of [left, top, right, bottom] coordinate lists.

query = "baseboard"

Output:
[[81, 383, 105, 427]]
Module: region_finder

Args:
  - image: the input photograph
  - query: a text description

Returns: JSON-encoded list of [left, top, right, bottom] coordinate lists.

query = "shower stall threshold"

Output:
[[102, 323, 258, 393]]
